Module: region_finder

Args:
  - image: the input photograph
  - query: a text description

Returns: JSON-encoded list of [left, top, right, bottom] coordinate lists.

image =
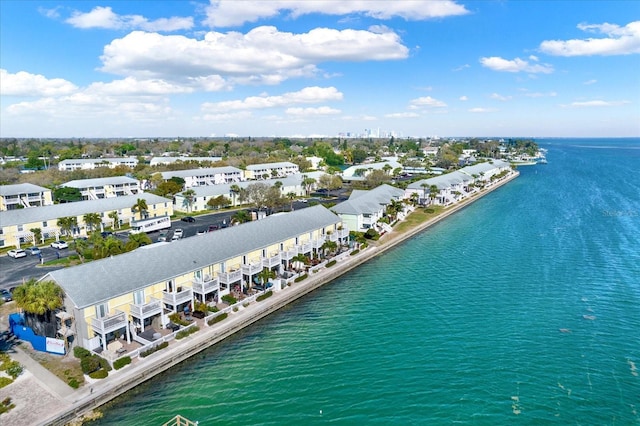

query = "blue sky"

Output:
[[1, 1, 639, 138]]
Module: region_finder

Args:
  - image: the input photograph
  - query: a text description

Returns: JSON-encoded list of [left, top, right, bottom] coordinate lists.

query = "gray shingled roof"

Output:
[[61, 176, 139, 188], [0, 183, 50, 196], [0, 193, 171, 227], [160, 166, 242, 179], [178, 174, 304, 198], [331, 184, 404, 215], [407, 161, 509, 191], [43, 205, 340, 309]]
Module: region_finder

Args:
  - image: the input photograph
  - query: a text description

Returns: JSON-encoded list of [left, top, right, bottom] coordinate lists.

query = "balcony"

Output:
[[218, 269, 242, 285], [328, 232, 338, 242], [192, 276, 219, 295], [312, 238, 326, 249], [280, 247, 298, 261], [130, 298, 162, 320], [91, 310, 127, 335], [262, 253, 281, 268], [162, 287, 193, 307], [297, 242, 312, 254], [241, 261, 263, 276], [337, 228, 349, 239]]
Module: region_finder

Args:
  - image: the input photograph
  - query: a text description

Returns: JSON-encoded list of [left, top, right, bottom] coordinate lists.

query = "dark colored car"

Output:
[[181, 216, 195, 222], [100, 231, 113, 238], [208, 224, 218, 232]]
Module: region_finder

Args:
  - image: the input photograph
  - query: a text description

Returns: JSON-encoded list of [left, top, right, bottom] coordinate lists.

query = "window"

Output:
[[133, 290, 145, 305], [42, 221, 48, 227], [96, 303, 108, 319], [17, 225, 23, 232]]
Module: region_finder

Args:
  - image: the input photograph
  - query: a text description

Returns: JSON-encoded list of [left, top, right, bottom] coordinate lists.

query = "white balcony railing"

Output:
[[192, 276, 219, 295], [262, 253, 281, 268], [242, 261, 263, 276], [162, 287, 193, 307], [280, 247, 298, 261], [129, 298, 162, 320], [298, 242, 312, 254], [218, 269, 242, 284], [91, 310, 127, 335], [312, 238, 325, 249]]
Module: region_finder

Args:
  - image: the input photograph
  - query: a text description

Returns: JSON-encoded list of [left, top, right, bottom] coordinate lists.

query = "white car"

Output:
[[174, 228, 184, 238], [7, 249, 27, 258], [51, 240, 69, 249]]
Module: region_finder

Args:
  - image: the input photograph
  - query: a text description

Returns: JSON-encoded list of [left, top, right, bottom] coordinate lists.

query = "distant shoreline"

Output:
[[39, 171, 520, 426]]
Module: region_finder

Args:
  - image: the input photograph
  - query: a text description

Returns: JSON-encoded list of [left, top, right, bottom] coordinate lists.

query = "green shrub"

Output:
[[256, 290, 273, 302], [80, 356, 101, 374], [0, 377, 13, 389], [113, 356, 131, 370], [140, 341, 169, 358], [350, 249, 360, 255], [5, 361, 23, 379], [232, 306, 238, 312], [73, 346, 91, 359], [68, 378, 80, 389], [169, 312, 190, 326], [207, 305, 219, 312], [294, 274, 308, 282], [88, 369, 108, 379], [326, 260, 337, 267], [207, 312, 228, 326], [364, 228, 380, 240], [0, 397, 15, 414], [176, 326, 200, 340], [98, 356, 112, 372], [221, 294, 237, 305]]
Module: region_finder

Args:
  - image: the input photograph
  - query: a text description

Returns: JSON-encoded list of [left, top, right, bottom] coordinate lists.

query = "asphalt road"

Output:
[[0, 198, 343, 293]]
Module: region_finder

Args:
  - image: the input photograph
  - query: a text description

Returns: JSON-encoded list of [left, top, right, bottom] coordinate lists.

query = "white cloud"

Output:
[[529, 55, 539, 61], [202, 111, 253, 121], [86, 77, 195, 96], [0, 69, 78, 96], [453, 64, 470, 71], [459, 95, 468, 101], [66, 6, 193, 32], [201, 86, 343, 113], [468, 107, 497, 113], [540, 21, 640, 56], [385, 112, 420, 118], [99, 27, 408, 85], [409, 96, 447, 108], [203, 0, 469, 28], [480, 56, 554, 74], [564, 100, 631, 107], [285, 106, 341, 116], [38, 6, 61, 19], [523, 91, 557, 98], [490, 93, 511, 101], [583, 79, 598, 85]]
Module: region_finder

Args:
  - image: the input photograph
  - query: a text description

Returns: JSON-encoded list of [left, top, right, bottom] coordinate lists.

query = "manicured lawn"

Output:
[[393, 206, 444, 233]]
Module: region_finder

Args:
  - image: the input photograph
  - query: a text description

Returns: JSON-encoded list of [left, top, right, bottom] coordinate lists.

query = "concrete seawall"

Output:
[[42, 171, 520, 426]]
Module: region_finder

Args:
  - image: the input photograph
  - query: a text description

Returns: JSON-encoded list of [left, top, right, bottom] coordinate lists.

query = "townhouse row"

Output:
[[41, 205, 350, 352]]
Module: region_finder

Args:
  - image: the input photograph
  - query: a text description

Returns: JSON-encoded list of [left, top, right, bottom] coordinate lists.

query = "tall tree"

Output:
[[132, 198, 148, 220], [56, 216, 77, 237], [181, 189, 196, 212], [13, 279, 64, 335], [108, 210, 120, 229], [83, 212, 102, 233], [30, 227, 43, 245], [229, 184, 241, 206]]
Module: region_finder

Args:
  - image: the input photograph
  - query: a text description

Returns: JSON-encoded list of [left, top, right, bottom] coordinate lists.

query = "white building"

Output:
[[0, 183, 54, 211], [149, 156, 222, 166], [61, 176, 141, 200], [159, 166, 243, 188], [244, 162, 299, 180], [58, 157, 139, 171], [331, 184, 406, 233]]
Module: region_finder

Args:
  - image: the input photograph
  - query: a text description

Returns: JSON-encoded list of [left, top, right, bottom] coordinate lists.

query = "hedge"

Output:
[[73, 346, 91, 359], [256, 290, 273, 302], [175, 326, 200, 340], [68, 378, 80, 389], [350, 249, 360, 255], [113, 356, 131, 370], [222, 294, 237, 305], [80, 356, 101, 374], [140, 341, 169, 358], [294, 274, 308, 282], [208, 313, 228, 326], [326, 260, 337, 267], [88, 369, 108, 379]]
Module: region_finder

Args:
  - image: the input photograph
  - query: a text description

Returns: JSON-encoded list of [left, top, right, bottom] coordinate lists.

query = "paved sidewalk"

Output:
[[8, 345, 76, 400]]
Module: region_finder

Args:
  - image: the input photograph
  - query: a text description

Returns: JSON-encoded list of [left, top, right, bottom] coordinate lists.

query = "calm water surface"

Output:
[[95, 138, 640, 425]]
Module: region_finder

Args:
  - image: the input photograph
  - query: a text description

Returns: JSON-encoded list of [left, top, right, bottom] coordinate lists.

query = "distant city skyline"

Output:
[[1, 1, 639, 138]]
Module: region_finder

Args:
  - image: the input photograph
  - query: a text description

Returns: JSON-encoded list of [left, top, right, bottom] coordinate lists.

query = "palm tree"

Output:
[[108, 210, 120, 229], [57, 216, 77, 237], [420, 182, 429, 204], [256, 267, 276, 290], [231, 210, 251, 224], [13, 278, 64, 334], [125, 233, 152, 251], [181, 189, 196, 212], [429, 185, 439, 205], [83, 212, 102, 233], [286, 192, 296, 211], [74, 238, 88, 262], [320, 240, 338, 258], [302, 176, 316, 196], [230, 184, 241, 207], [132, 198, 148, 220], [30, 227, 43, 245]]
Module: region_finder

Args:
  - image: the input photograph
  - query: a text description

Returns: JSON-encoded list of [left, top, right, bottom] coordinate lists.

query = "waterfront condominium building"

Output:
[[60, 176, 142, 200], [40, 205, 348, 352]]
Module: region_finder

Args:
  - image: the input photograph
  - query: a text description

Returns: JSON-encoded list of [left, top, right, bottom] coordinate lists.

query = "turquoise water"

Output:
[[95, 139, 640, 425]]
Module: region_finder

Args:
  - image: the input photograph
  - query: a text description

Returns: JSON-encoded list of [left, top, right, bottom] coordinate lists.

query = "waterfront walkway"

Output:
[[0, 171, 519, 426]]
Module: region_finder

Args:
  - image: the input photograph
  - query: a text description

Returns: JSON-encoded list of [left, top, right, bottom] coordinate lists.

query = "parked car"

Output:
[[100, 231, 113, 238], [7, 249, 27, 258], [157, 233, 168, 242], [196, 229, 207, 236], [208, 224, 218, 232], [181, 216, 195, 222], [51, 240, 69, 249], [27, 246, 42, 256], [174, 228, 184, 238], [0, 289, 12, 302]]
